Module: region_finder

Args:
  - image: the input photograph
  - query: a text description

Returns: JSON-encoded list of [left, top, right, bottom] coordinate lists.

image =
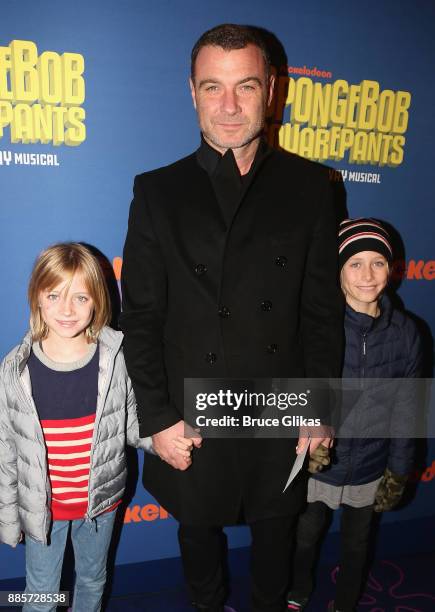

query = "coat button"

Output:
[[195, 263, 207, 275], [267, 343, 278, 354], [261, 300, 272, 312], [218, 306, 230, 318], [205, 352, 217, 364], [275, 256, 288, 267]]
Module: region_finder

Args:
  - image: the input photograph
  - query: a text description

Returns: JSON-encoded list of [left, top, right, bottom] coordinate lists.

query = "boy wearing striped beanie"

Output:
[[288, 218, 421, 612], [338, 218, 393, 316]]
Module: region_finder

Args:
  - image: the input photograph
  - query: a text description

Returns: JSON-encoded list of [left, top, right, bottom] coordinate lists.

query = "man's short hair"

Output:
[[191, 23, 270, 80]]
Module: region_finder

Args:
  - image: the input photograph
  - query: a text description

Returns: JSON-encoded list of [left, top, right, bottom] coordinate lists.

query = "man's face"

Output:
[[190, 44, 273, 154]]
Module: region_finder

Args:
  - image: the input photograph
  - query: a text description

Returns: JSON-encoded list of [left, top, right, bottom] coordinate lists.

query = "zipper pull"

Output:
[[362, 334, 367, 356]]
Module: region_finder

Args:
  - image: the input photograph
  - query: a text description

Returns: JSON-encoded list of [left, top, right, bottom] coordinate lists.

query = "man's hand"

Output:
[[296, 425, 334, 456], [152, 420, 202, 470]]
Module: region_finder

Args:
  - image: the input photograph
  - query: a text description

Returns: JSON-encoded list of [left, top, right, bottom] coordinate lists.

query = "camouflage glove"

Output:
[[374, 467, 408, 512], [308, 443, 331, 474]]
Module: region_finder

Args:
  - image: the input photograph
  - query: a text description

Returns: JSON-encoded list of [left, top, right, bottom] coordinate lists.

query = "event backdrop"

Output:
[[1, 0, 434, 580]]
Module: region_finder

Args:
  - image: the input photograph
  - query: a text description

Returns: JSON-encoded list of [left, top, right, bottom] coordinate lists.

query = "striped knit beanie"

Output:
[[338, 218, 393, 269]]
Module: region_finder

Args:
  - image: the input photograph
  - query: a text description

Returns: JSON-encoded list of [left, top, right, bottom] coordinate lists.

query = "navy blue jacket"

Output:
[[314, 295, 421, 486]]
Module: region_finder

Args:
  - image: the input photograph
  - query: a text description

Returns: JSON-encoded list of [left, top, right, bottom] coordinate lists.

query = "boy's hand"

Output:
[[307, 443, 331, 473], [374, 468, 407, 512]]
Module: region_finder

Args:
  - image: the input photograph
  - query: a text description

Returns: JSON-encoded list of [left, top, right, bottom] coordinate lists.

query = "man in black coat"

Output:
[[121, 24, 343, 612]]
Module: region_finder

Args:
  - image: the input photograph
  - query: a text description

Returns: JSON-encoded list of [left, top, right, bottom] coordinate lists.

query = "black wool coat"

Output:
[[120, 144, 344, 525]]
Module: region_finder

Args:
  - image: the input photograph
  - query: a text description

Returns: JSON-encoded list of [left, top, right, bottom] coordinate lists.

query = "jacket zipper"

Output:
[[361, 333, 367, 381], [14, 368, 51, 544], [85, 347, 117, 521], [349, 332, 368, 483]]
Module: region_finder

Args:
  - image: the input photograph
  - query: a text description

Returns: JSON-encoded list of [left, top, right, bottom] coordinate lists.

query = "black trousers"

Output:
[[291, 501, 374, 611], [178, 514, 297, 612]]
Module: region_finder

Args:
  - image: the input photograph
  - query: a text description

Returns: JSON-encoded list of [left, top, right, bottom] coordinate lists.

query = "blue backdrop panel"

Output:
[[1, 0, 434, 579]]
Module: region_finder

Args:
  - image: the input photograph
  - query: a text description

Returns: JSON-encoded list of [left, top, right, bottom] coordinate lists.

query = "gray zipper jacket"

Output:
[[0, 326, 153, 546]]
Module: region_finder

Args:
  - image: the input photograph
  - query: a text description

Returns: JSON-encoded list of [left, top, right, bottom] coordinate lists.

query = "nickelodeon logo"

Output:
[[410, 460, 435, 483], [113, 256, 122, 281], [392, 260, 435, 281], [123, 504, 170, 523], [111, 257, 434, 282]]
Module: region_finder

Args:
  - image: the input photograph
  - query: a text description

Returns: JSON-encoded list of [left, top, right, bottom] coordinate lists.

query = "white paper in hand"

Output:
[[283, 440, 309, 492]]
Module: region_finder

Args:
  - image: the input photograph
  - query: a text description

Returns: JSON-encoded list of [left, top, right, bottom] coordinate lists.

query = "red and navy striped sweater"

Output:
[[27, 343, 99, 520]]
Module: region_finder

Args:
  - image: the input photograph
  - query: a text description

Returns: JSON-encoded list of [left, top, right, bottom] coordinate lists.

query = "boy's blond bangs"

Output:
[[28, 243, 111, 341]]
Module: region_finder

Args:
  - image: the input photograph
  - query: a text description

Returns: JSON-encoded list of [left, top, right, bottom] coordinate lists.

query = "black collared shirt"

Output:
[[196, 137, 271, 226]]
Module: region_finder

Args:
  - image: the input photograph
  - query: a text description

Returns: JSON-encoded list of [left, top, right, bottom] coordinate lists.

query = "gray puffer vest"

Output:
[[0, 326, 152, 546]]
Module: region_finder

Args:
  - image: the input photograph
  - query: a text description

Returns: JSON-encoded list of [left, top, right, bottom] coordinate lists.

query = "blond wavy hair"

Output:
[[28, 243, 111, 342]]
